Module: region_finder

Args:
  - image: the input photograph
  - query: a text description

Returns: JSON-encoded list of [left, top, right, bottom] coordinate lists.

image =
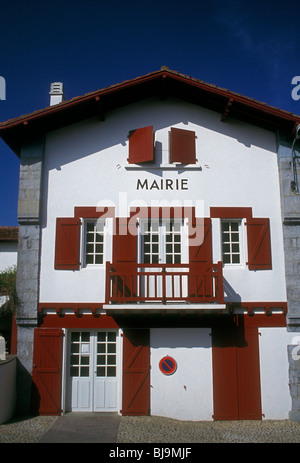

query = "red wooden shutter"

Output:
[[112, 217, 137, 300], [113, 217, 137, 264], [31, 328, 63, 415], [246, 218, 272, 270], [188, 218, 213, 300], [54, 217, 81, 270], [237, 326, 262, 420], [122, 329, 150, 415], [212, 317, 262, 421], [170, 127, 197, 164], [212, 324, 239, 420], [128, 126, 154, 163], [189, 217, 212, 264]]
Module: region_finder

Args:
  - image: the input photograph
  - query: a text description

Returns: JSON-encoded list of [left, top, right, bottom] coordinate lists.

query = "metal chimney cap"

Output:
[[50, 82, 64, 94]]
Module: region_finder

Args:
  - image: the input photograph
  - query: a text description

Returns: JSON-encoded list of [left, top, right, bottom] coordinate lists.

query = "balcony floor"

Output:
[[104, 302, 227, 314]]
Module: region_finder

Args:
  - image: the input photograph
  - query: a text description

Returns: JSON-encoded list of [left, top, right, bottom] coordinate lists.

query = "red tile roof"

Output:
[[0, 227, 18, 242]]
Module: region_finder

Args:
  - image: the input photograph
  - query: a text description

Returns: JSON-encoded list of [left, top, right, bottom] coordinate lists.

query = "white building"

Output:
[[0, 68, 299, 420]]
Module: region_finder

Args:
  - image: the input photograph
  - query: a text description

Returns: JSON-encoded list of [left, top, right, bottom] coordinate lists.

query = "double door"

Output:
[[67, 330, 119, 412], [140, 219, 188, 300]]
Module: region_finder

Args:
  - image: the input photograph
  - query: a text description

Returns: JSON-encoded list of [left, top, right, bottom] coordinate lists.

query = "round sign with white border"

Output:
[[159, 356, 177, 375]]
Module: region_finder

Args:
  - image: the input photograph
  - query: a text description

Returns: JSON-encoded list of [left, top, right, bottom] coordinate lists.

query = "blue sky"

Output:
[[1, 0, 300, 225]]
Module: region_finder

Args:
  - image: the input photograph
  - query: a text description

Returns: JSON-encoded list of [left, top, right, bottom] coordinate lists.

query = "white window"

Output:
[[141, 219, 187, 264], [221, 220, 242, 265], [84, 220, 105, 265]]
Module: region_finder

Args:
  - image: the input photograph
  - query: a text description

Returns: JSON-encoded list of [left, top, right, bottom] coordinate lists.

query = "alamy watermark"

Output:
[[291, 76, 300, 101], [291, 336, 300, 361], [0, 76, 6, 100]]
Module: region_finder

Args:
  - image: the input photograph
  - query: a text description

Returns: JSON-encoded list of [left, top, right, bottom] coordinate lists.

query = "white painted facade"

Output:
[[150, 328, 213, 421], [259, 327, 294, 419], [0, 241, 17, 273], [39, 97, 286, 305]]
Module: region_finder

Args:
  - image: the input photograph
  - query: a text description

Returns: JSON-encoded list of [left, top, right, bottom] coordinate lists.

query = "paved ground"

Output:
[[0, 413, 300, 443]]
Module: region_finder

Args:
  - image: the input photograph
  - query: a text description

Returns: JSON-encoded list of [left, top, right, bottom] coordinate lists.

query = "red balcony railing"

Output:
[[105, 261, 224, 305]]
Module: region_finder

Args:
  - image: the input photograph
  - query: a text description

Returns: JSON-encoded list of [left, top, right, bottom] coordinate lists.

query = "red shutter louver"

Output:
[[246, 217, 272, 270], [170, 127, 197, 164], [54, 217, 81, 270], [128, 126, 154, 164]]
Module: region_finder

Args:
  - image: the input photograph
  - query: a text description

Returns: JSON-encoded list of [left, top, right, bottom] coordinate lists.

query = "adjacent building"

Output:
[[0, 68, 299, 421]]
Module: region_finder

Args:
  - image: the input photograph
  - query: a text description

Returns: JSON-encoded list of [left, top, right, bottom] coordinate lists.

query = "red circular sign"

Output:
[[159, 356, 177, 375]]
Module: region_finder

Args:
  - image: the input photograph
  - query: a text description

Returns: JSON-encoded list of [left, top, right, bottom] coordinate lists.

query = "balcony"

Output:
[[104, 261, 225, 313]]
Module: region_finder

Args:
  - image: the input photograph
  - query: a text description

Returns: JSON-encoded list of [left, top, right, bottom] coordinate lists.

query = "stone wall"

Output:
[[15, 138, 44, 415], [277, 134, 300, 421]]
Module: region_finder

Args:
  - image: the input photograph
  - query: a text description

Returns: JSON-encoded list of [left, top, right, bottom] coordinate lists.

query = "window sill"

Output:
[[125, 163, 202, 170]]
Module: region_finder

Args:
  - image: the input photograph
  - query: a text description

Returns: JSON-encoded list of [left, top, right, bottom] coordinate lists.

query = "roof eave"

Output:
[[1, 69, 299, 156]]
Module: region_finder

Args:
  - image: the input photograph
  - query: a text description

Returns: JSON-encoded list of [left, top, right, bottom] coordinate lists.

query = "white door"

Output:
[[68, 330, 119, 412], [140, 219, 188, 300]]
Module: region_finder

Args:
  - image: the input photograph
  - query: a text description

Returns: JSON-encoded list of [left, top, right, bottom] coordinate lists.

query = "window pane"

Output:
[[107, 367, 116, 377], [71, 354, 79, 365], [232, 254, 240, 264], [71, 332, 80, 342], [108, 332, 116, 342], [107, 355, 116, 365], [87, 223, 94, 232], [231, 233, 239, 242], [82, 332, 90, 342], [95, 255, 103, 264], [97, 366, 105, 377], [97, 343, 106, 353], [80, 367, 89, 377], [70, 366, 79, 377], [71, 343, 80, 353], [81, 356, 89, 365], [98, 332, 105, 342], [107, 343, 116, 353], [97, 355, 106, 365]]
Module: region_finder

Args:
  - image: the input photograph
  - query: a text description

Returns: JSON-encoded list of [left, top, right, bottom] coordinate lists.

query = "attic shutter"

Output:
[[54, 217, 81, 270], [246, 218, 272, 270], [128, 126, 154, 163], [170, 127, 197, 164]]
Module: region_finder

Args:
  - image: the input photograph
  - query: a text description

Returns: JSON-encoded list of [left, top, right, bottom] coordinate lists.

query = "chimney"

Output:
[[49, 82, 64, 105]]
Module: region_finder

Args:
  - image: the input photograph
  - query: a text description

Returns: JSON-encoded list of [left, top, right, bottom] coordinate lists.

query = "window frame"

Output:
[[221, 218, 246, 268], [82, 218, 106, 268]]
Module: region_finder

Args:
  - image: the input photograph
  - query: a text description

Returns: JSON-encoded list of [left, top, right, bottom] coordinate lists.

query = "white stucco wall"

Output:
[[150, 328, 213, 421], [0, 242, 17, 272], [39, 97, 286, 304], [259, 327, 294, 419]]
